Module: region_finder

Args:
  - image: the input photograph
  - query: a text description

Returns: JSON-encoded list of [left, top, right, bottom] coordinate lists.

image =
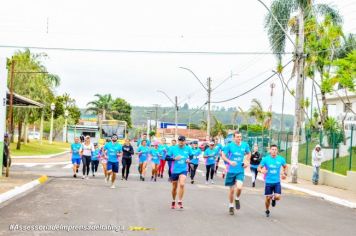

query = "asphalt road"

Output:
[[1, 156, 356, 236]]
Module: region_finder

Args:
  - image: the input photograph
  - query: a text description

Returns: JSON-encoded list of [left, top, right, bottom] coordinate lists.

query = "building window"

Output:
[[344, 103, 352, 113]]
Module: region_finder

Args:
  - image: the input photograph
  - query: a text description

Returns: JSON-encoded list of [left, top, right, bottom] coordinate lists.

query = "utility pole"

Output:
[[153, 104, 159, 134], [290, 9, 306, 183], [9, 60, 15, 143], [175, 96, 178, 139], [207, 77, 212, 138], [268, 82, 276, 144]]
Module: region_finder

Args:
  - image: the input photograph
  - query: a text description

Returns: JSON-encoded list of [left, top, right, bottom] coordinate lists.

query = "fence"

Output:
[[239, 127, 356, 175]]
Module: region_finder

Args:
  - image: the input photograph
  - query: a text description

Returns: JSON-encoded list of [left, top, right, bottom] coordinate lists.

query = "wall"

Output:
[[296, 163, 356, 193]]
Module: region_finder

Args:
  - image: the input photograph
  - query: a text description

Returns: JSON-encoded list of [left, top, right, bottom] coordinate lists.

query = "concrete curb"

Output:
[[218, 163, 356, 209], [0, 175, 48, 205], [12, 151, 70, 159]]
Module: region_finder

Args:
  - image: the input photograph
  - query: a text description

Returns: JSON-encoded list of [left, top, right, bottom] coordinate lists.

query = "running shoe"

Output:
[[110, 184, 116, 189], [205, 181, 209, 185], [142, 177, 145, 181], [154, 178, 157, 182], [229, 207, 234, 215], [235, 199, 240, 210], [272, 198, 276, 207], [82, 176, 85, 179], [252, 182, 255, 188], [265, 210, 270, 217], [210, 180, 214, 184], [171, 201, 176, 209], [73, 174, 76, 178], [151, 176, 154, 181], [191, 180, 194, 184], [178, 202, 183, 209]]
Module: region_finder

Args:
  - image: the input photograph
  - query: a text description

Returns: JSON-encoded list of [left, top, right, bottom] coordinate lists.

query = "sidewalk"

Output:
[[0, 171, 43, 195], [218, 161, 356, 208]]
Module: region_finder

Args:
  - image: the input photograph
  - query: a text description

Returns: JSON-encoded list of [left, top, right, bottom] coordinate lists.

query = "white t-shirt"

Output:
[[80, 143, 95, 156], [312, 149, 323, 167]]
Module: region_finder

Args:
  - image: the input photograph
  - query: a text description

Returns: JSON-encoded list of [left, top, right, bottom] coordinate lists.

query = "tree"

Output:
[[263, 0, 341, 183], [7, 49, 60, 149], [248, 99, 272, 135], [211, 116, 227, 138], [112, 98, 133, 128], [86, 94, 114, 120]]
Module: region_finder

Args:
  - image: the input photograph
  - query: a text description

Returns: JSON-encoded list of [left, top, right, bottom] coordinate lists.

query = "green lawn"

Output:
[[10, 140, 70, 156], [279, 141, 356, 175]]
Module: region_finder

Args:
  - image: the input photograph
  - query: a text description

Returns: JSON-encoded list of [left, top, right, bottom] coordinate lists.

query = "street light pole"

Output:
[[175, 96, 178, 139], [64, 109, 69, 143], [207, 77, 212, 138], [49, 103, 55, 144]]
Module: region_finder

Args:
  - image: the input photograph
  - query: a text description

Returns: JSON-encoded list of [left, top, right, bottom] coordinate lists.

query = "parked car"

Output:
[[28, 131, 40, 140]]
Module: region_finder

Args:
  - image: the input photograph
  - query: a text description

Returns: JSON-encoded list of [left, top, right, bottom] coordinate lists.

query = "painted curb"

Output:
[[0, 175, 48, 205], [218, 162, 356, 209], [12, 151, 70, 159]]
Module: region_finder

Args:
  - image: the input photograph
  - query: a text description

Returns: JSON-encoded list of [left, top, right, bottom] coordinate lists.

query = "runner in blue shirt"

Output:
[[137, 140, 150, 181], [214, 137, 223, 174], [258, 144, 288, 217], [158, 138, 169, 178], [189, 140, 202, 184], [137, 133, 151, 147], [104, 134, 123, 189], [204, 141, 218, 184], [167, 136, 193, 209], [166, 139, 177, 182], [150, 141, 161, 182], [91, 143, 100, 177], [70, 137, 82, 178], [221, 131, 251, 215]]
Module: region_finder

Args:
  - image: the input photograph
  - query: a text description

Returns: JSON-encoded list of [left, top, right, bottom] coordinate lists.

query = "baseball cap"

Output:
[[192, 140, 198, 144], [178, 135, 186, 141], [209, 141, 215, 145], [111, 134, 118, 139]]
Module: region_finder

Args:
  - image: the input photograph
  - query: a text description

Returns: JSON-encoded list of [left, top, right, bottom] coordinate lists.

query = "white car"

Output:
[[28, 131, 40, 140]]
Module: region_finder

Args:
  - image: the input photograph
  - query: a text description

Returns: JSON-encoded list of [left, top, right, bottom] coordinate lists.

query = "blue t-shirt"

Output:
[[204, 148, 218, 165], [259, 155, 286, 184], [71, 143, 82, 159], [223, 141, 251, 174], [92, 148, 101, 161], [137, 145, 150, 163], [215, 143, 223, 153], [190, 147, 202, 165], [137, 138, 151, 147], [158, 144, 169, 160], [150, 148, 161, 164], [168, 145, 192, 174], [104, 142, 122, 163]]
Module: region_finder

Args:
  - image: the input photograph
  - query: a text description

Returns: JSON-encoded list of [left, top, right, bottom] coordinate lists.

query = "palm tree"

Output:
[[263, 0, 342, 183], [249, 99, 271, 134], [211, 116, 227, 138], [86, 94, 115, 120]]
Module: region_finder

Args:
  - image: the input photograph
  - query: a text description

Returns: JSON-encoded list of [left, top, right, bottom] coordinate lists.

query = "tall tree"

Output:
[[263, 0, 342, 182]]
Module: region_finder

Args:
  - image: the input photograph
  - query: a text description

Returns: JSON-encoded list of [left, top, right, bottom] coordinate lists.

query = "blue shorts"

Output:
[[107, 161, 119, 173], [151, 159, 160, 165], [171, 171, 188, 181], [139, 157, 147, 164], [224, 172, 245, 186], [265, 182, 282, 196], [72, 158, 81, 165]]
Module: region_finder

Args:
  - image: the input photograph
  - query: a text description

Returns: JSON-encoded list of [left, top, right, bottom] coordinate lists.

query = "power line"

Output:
[[211, 58, 294, 104], [0, 44, 295, 55]]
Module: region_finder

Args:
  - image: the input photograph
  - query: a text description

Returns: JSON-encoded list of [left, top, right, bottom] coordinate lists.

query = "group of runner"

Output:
[[70, 131, 288, 217]]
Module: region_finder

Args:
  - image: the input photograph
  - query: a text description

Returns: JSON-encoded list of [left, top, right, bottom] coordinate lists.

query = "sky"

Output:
[[0, 0, 355, 116]]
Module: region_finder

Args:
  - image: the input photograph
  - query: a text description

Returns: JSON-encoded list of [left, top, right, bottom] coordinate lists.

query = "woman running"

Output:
[[189, 141, 202, 184], [137, 140, 150, 181], [100, 142, 109, 182], [80, 136, 95, 179], [150, 141, 161, 181], [250, 144, 261, 187], [203, 141, 217, 184], [158, 138, 169, 178], [121, 139, 134, 180], [91, 143, 100, 177]]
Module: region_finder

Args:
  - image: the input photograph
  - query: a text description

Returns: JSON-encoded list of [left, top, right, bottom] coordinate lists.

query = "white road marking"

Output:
[[43, 165, 54, 168], [63, 164, 73, 169]]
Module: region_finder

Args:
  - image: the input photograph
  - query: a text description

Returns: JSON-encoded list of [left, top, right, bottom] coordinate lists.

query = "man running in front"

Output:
[[258, 144, 288, 217], [167, 136, 192, 209], [221, 131, 251, 215], [104, 134, 123, 189]]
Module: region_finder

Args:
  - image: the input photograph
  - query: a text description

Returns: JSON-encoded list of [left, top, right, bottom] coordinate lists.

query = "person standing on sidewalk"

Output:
[[312, 144, 323, 185], [80, 136, 95, 179], [250, 144, 261, 187], [121, 139, 134, 180]]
